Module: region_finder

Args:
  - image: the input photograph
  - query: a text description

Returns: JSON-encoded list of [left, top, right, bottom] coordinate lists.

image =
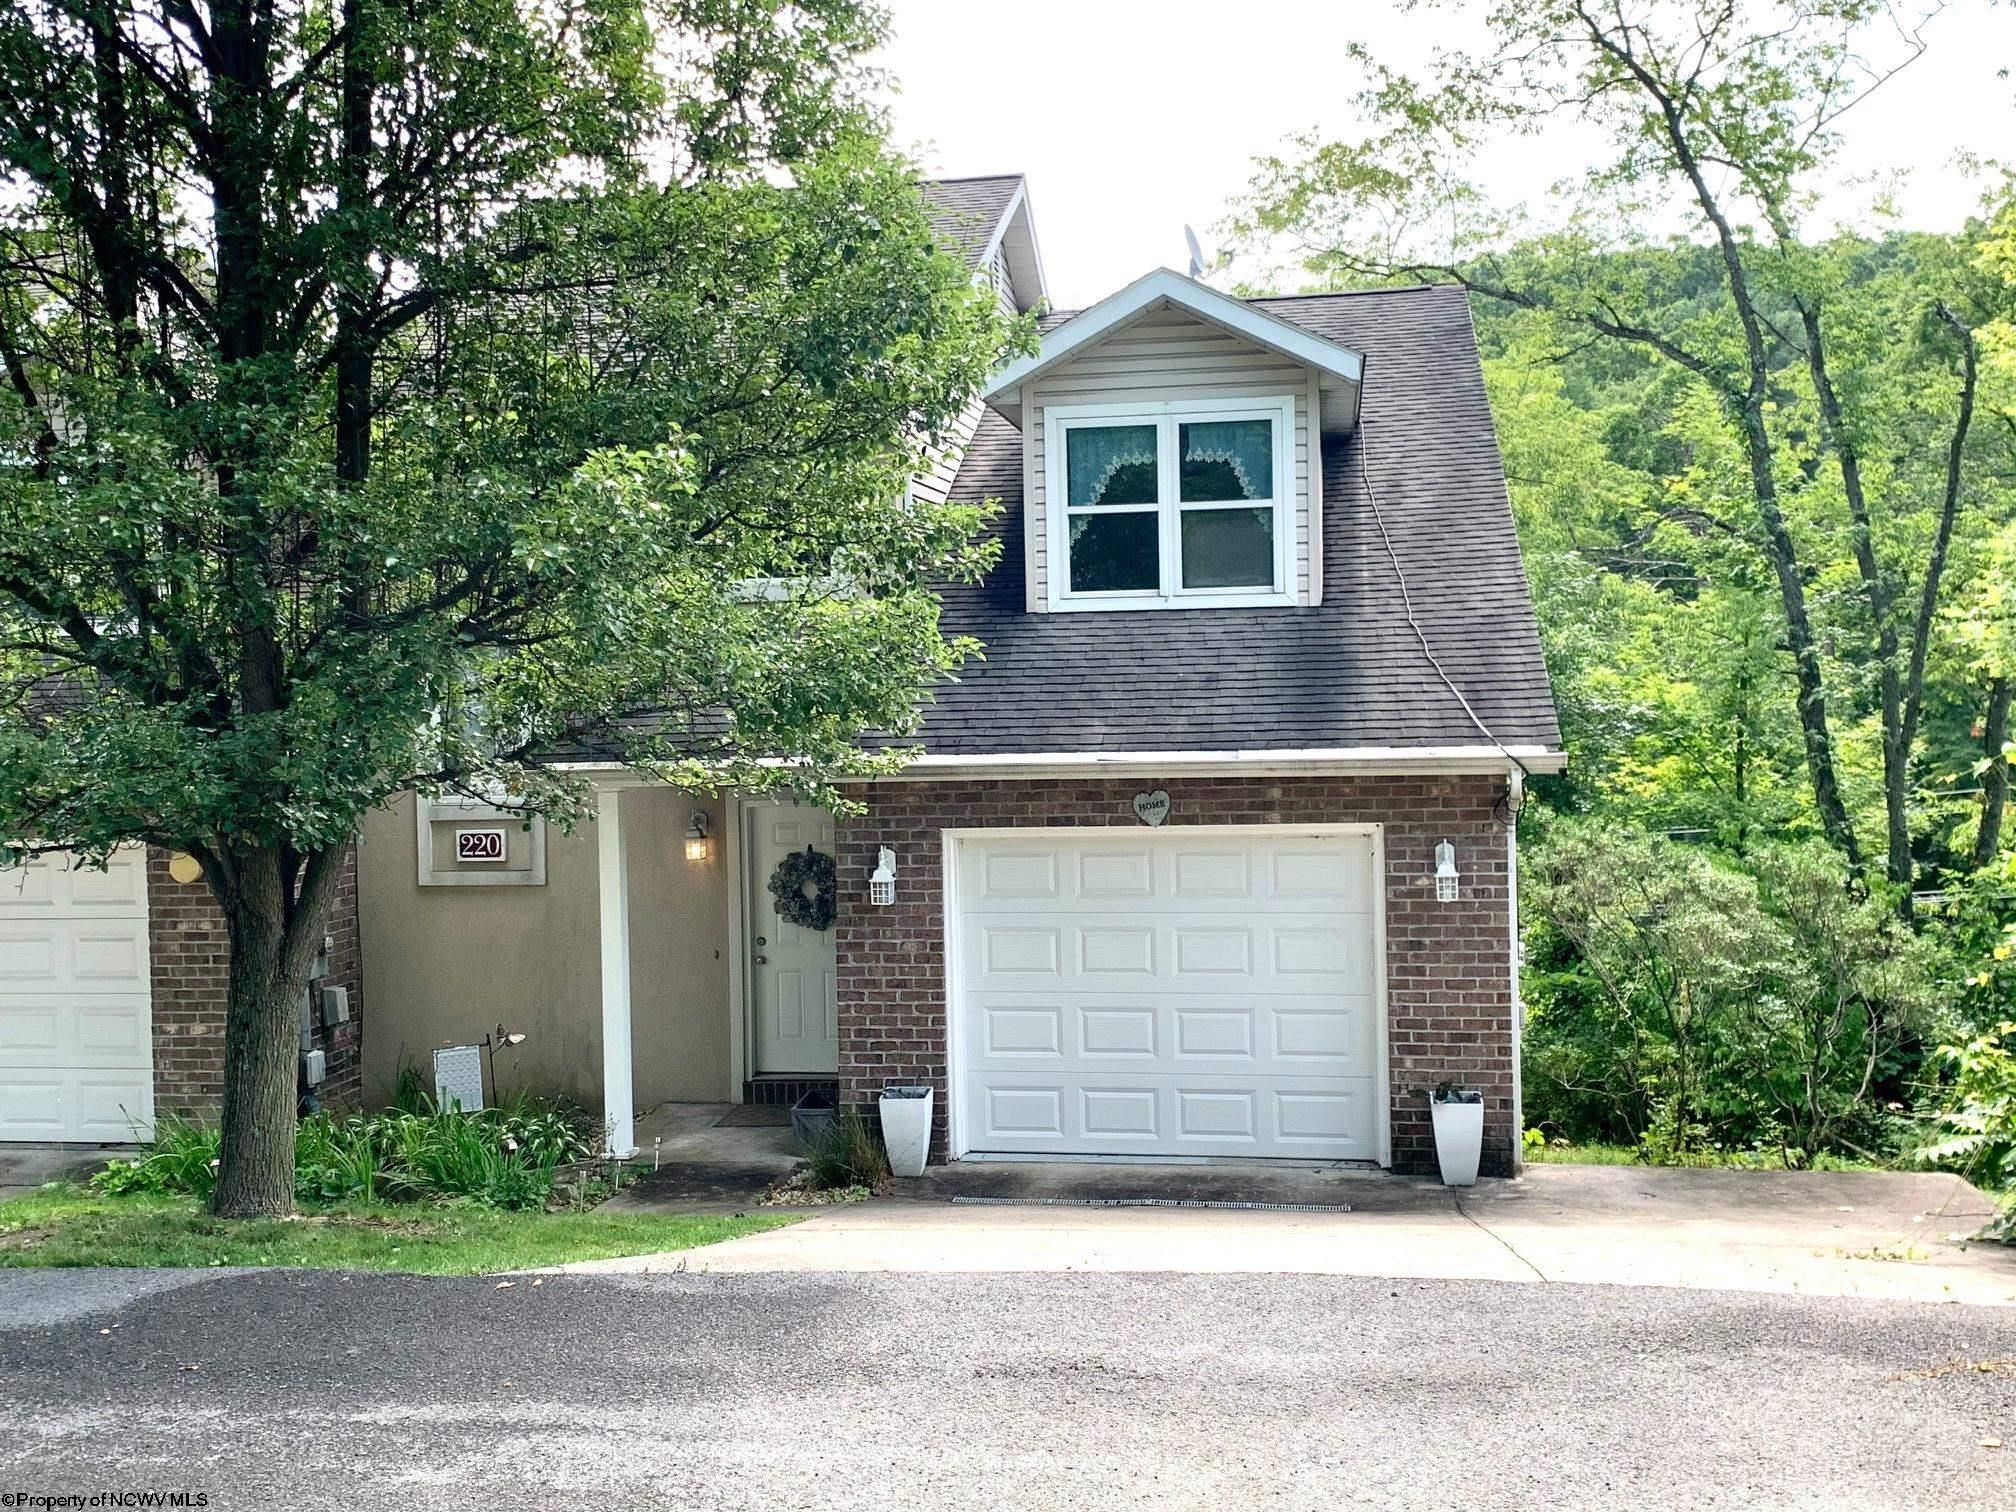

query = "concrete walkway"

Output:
[[603, 1102, 800, 1214], [559, 1164, 2016, 1306]]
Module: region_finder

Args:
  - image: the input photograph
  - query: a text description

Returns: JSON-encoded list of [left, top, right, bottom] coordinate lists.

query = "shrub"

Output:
[[91, 1115, 221, 1199], [1523, 822, 1935, 1164], [293, 1114, 382, 1205], [91, 1097, 597, 1212], [1918, 1021, 2016, 1242], [804, 1107, 889, 1191]]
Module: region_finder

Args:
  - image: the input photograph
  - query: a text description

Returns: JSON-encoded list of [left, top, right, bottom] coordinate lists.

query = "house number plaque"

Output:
[[455, 827, 506, 862]]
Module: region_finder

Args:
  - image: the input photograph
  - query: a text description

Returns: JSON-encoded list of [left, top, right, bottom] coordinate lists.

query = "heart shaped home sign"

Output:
[[1131, 790, 1171, 827]]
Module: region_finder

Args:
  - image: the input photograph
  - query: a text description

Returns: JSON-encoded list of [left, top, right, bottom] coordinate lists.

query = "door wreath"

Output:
[[768, 844, 837, 931]]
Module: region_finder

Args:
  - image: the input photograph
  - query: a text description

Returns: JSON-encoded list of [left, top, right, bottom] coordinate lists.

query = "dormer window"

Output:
[[1048, 397, 1295, 610]]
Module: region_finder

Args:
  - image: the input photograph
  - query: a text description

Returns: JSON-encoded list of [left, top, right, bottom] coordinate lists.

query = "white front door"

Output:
[[745, 801, 839, 1076], [953, 827, 1384, 1162], [0, 847, 156, 1142]]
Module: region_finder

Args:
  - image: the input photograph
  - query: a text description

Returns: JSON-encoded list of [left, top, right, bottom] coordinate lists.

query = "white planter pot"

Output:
[[1430, 1099, 1484, 1187], [878, 1085, 934, 1178]]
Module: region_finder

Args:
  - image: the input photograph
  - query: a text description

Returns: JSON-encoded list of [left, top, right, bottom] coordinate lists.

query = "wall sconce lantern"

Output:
[[1434, 840, 1460, 902], [683, 811, 711, 863], [869, 846, 897, 906], [166, 851, 204, 885]]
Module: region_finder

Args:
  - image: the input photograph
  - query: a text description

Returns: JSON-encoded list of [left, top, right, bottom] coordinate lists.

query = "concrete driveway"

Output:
[[569, 1164, 2016, 1307]]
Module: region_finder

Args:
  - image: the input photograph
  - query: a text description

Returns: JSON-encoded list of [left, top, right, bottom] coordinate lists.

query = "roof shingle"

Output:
[[911, 283, 1561, 757], [920, 175, 1023, 269]]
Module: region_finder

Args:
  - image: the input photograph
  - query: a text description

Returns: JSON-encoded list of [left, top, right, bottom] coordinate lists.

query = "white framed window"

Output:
[[1044, 395, 1295, 611]]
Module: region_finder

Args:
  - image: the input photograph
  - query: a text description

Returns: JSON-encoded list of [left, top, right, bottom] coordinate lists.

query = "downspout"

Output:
[[1506, 764, 1525, 1173]]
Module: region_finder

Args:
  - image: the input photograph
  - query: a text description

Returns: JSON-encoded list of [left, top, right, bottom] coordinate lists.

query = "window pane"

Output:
[[1067, 424, 1159, 506], [1070, 511, 1160, 593], [1181, 506, 1273, 589], [1180, 419, 1272, 502]]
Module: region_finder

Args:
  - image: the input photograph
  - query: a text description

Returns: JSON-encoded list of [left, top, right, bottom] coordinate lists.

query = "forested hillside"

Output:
[[1475, 217, 2016, 1172], [1228, 0, 2016, 1210]]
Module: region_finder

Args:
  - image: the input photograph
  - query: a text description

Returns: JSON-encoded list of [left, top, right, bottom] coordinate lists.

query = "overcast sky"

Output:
[[872, 0, 2015, 309]]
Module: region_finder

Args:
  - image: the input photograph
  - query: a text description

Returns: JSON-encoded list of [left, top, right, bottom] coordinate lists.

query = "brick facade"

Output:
[[834, 774, 1519, 1178], [146, 846, 365, 1119]]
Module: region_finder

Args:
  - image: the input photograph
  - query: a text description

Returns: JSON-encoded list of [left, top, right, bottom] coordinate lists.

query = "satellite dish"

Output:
[[1183, 224, 1207, 279]]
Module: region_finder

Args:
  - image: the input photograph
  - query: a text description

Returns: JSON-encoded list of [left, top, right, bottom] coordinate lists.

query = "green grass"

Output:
[[0, 1186, 797, 1275], [1525, 1141, 1646, 1166], [1525, 1141, 1885, 1171]]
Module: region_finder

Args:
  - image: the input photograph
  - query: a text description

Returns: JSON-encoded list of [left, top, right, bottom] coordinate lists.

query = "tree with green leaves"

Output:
[[0, 1, 1021, 1216], [1233, 0, 2006, 904], [1524, 821, 1934, 1161]]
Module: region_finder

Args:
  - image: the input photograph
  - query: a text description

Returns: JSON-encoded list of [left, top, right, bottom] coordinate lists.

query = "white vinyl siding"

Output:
[[912, 395, 986, 509], [1023, 304, 1317, 611], [990, 245, 1018, 319]]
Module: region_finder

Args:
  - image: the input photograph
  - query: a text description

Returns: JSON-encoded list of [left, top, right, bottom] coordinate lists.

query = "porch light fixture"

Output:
[[1434, 840, 1460, 903], [869, 846, 897, 907], [683, 811, 711, 863]]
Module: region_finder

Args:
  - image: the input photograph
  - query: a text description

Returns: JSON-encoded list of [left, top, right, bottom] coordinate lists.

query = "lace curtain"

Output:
[[1181, 419, 1271, 501], [1066, 423, 1158, 506]]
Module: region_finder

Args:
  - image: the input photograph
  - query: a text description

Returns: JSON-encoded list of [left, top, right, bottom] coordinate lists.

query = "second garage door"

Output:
[[953, 828, 1383, 1162], [0, 849, 156, 1142]]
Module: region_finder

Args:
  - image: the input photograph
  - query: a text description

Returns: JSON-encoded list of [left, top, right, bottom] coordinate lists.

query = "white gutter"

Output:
[[551, 744, 1566, 782], [860, 746, 1562, 780]]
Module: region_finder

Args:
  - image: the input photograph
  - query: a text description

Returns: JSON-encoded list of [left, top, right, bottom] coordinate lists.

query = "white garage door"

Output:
[[953, 828, 1383, 1162], [0, 849, 156, 1142]]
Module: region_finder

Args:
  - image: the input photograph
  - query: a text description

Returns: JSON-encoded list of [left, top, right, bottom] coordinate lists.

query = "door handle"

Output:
[[753, 955, 768, 965]]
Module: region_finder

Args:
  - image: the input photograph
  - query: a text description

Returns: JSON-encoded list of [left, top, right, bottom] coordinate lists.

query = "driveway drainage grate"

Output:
[[949, 1196, 1353, 1213]]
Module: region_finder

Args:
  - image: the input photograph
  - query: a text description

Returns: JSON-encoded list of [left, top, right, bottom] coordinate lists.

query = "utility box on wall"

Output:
[[319, 986, 350, 1027]]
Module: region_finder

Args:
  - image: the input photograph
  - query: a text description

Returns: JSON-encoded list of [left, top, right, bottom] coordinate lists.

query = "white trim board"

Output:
[[553, 747, 1567, 782], [986, 268, 1365, 428], [860, 748, 1562, 779], [974, 178, 1046, 313]]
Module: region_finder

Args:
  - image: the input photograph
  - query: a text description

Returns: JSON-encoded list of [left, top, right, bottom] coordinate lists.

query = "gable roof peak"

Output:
[[983, 267, 1365, 431], [921, 174, 1046, 313]]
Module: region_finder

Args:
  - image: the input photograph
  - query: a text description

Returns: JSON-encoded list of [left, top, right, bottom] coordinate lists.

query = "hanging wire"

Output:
[[1358, 416, 1535, 792]]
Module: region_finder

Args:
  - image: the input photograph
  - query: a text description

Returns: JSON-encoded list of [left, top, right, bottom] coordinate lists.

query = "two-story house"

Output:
[[357, 174, 1562, 1179]]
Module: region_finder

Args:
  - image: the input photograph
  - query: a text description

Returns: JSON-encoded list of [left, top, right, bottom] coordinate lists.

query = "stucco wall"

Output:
[[358, 789, 731, 1112]]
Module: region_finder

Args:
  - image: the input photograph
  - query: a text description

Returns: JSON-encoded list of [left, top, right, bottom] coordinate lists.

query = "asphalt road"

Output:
[[3, 1268, 2014, 1510]]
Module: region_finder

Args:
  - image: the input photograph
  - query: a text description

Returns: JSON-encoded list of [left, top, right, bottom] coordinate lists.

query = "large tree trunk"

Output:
[[207, 844, 346, 1218], [209, 851, 300, 1217]]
